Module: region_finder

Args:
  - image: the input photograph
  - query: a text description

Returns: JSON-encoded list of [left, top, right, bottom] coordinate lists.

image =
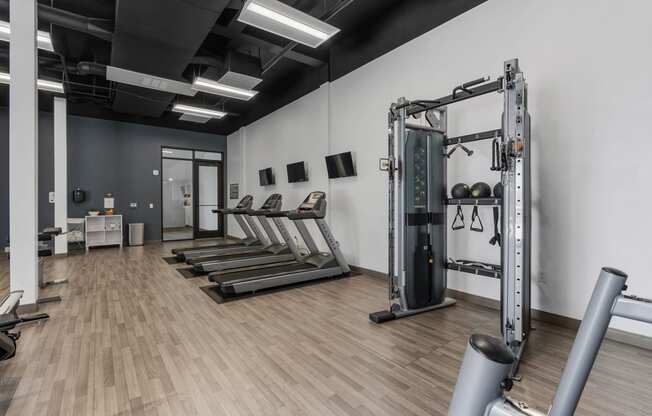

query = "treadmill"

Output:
[[208, 191, 350, 295], [173, 195, 263, 261], [191, 194, 299, 273]]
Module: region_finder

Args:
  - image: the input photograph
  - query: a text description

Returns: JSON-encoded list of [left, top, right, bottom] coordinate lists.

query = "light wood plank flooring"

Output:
[[0, 242, 650, 415]]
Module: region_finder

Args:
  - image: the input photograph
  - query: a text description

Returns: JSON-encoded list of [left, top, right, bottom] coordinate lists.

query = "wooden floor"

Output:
[[0, 242, 650, 416]]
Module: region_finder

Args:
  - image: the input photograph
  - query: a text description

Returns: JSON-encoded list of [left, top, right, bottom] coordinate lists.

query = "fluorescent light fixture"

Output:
[[179, 114, 212, 124], [36, 31, 54, 52], [0, 71, 64, 93], [37, 79, 65, 94], [172, 104, 227, 119], [218, 70, 262, 90], [238, 0, 340, 48], [0, 20, 55, 52], [192, 77, 258, 101]]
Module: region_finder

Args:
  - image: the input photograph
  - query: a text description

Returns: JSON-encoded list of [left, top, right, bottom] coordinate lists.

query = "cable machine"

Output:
[[370, 58, 532, 367]]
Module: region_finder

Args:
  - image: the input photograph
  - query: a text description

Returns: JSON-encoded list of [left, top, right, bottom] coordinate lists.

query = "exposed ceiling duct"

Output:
[[109, 0, 229, 117], [0, 0, 113, 42]]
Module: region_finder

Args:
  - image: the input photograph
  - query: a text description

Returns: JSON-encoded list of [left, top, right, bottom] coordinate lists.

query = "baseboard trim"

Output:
[[350, 265, 386, 280], [362, 269, 652, 351]]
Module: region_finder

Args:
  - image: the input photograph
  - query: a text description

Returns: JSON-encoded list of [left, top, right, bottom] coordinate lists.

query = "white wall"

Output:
[[228, 0, 652, 337]]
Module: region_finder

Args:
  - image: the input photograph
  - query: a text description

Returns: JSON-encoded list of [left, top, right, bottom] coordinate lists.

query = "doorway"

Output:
[[161, 147, 224, 241], [194, 156, 224, 239]]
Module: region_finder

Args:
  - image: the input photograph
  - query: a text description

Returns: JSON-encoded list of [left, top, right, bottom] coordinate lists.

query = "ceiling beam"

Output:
[[211, 24, 325, 67]]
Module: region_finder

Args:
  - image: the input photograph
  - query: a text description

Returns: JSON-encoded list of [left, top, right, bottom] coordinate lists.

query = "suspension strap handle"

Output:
[[490, 138, 501, 171], [470, 206, 484, 232], [452, 205, 465, 230], [489, 206, 501, 246]]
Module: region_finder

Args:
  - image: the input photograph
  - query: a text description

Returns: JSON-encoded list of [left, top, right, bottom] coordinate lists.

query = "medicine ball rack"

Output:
[[371, 58, 531, 373]]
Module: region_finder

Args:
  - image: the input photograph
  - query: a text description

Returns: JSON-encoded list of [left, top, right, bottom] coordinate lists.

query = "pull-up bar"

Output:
[[393, 77, 504, 116]]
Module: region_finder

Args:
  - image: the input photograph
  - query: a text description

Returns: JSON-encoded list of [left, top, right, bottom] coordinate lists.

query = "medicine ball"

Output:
[[451, 183, 470, 199], [493, 183, 503, 199], [470, 182, 492, 198]]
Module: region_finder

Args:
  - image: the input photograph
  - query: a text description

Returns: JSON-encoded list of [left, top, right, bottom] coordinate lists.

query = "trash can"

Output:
[[129, 223, 144, 246]]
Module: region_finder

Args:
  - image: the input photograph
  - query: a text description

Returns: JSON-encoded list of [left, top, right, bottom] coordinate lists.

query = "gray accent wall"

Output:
[[0, 109, 226, 244]]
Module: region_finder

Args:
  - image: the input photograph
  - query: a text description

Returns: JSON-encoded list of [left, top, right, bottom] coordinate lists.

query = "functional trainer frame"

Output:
[[449, 267, 652, 416], [370, 59, 532, 366]]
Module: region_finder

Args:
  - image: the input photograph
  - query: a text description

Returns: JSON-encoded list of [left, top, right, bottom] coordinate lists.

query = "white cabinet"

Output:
[[85, 215, 123, 251]]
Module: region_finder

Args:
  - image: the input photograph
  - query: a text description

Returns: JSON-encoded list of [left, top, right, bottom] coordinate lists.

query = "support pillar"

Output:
[[54, 97, 67, 255], [9, 0, 39, 305]]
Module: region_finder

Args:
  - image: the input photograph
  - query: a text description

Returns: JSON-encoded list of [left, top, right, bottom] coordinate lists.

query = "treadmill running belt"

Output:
[[171, 240, 239, 254], [209, 262, 314, 285], [188, 250, 267, 265]]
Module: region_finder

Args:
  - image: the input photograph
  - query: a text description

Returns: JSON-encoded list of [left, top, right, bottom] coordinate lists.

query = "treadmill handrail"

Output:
[[286, 210, 325, 220], [265, 210, 290, 218]]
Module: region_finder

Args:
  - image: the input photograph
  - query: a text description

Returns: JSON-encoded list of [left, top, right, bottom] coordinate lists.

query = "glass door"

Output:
[[161, 149, 194, 241], [193, 159, 224, 238]]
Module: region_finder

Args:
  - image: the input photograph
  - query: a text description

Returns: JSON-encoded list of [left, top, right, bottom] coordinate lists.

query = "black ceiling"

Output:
[[0, 0, 486, 136]]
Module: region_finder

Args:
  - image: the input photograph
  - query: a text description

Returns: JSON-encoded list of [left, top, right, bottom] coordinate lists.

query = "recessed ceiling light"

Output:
[[192, 77, 258, 101], [238, 0, 340, 48], [172, 104, 227, 119], [0, 71, 64, 93], [0, 20, 55, 52]]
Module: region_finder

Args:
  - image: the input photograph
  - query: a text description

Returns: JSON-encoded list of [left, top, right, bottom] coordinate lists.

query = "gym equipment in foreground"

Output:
[[173, 195, 265, 261], [190, 194, 300, 273], [208, 191, 350, 296], [4, 227, 69, 304], [0, 291, 49, 361], [449, 267, 652, 416], [370, 58, 532, 373]]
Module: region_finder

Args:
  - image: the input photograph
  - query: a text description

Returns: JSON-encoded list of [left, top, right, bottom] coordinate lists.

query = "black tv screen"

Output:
[[325, 152, 356, 179], [259, 168, 275, 186], [287, 161, 308, 183]]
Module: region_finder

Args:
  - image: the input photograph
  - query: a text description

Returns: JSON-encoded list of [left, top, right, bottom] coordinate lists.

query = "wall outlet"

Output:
[[130, 202, 138, 208], [149, 203, 154, 209]]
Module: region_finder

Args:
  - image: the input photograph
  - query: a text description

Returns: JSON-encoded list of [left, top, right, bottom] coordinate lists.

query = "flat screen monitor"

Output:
[[325, 152, 356, 179], [259, 168, 275, 186], [287, 161, 308, 183]]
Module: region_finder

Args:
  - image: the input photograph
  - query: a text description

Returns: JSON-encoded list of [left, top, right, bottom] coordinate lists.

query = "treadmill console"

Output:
[[236, 195, 254, 209], [298, 192, 325, 211], [260, 194, 282, 211], [286, 191, 327, 220]]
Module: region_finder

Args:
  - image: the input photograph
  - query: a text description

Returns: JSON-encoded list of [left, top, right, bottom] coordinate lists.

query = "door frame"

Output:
[[192, 158, 224, 239], [160, 146, 225, 242]]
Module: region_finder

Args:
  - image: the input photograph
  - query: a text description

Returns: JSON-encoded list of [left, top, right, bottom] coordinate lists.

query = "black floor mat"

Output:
[[177, 267, 206, 279], [199, 271, 361, 303], [162, 256, 181, 265]]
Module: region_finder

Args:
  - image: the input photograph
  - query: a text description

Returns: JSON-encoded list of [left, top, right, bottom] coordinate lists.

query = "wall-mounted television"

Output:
[[325, 151, 356, 179], [287, 161, 308, 183], [259, 168, 275, 186]]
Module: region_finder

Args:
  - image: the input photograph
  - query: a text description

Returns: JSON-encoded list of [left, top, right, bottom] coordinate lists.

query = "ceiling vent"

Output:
[[106, 66, 197, 97]]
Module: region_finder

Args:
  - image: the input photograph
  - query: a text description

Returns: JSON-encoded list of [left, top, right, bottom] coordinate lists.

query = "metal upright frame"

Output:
[[377, 58, 532, 366]]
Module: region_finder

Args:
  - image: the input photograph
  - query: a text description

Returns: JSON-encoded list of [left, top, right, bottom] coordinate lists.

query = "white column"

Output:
[[54, 97, 68, 255], [9, 0, 39, 305]]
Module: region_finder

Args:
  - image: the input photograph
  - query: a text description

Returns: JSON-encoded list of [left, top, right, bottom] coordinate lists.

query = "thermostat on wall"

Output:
[[153, 169, 159, 176]]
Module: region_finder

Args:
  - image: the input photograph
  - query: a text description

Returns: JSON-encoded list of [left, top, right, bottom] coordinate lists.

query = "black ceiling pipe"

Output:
[[0, 0, 113, 42], [76, 62, 107, 77]]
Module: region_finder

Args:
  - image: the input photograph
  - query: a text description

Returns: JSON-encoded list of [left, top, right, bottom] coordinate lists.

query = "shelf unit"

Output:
[[85, 215, 123, 251]]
